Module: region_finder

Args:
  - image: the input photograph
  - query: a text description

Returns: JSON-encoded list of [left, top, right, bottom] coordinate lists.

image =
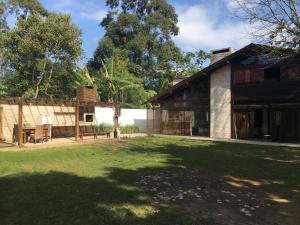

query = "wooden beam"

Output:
[[18, 100, 23, 147], [54, 112, 76, 115], [0, 97, 122, 108], [75, 102, 80, 141]]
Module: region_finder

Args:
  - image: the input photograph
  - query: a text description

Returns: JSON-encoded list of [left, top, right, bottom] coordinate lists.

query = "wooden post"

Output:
[[18, 99, 23, 147], [75, 102, 79, 141], [152, 108, 155, 134], [0, 107, 3, 140], [159, 108, 162, 134]]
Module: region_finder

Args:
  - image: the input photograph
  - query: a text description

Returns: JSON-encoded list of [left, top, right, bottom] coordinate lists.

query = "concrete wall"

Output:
[[210, 64, 232, 139], [95, 108, 147, 133]]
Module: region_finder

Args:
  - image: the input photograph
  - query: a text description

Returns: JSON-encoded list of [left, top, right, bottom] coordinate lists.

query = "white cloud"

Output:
[[45, 0, 81, 14], [79, 9, 106, 21], [174, 4, 253, 52], [225, 0, 239, 11], [225, 0, 250, 12]]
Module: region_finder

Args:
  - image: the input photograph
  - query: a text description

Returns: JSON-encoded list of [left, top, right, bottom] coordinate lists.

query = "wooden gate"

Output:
[[161, 110, 192, 136], [179, 111, 192, 136], [233, 110, 253, 139]]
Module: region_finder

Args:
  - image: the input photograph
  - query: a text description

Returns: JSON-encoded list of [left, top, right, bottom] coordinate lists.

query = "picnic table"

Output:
[[22, 127, 49, 144]]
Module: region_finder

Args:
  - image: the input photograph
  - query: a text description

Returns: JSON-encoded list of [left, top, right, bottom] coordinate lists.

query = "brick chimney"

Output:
[[210, 47, 235, 64], [76, 86, 99, 102]]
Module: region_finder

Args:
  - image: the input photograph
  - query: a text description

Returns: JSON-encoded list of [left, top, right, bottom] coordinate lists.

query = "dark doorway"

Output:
[[192, 110, 209, 137], [273, 109, 300, 143]]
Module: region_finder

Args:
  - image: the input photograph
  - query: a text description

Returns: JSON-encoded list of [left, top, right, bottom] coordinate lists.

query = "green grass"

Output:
[[0, 137, 299, 225]]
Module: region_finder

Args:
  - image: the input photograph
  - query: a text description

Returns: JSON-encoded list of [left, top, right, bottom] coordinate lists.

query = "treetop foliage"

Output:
[[2, 0, 48, 18], [89, 0, 208, 93], [0, 0, 84, 99]]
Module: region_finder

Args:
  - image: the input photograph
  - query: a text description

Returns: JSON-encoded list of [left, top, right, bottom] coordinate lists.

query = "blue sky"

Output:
[[40, 0, 252, 64]]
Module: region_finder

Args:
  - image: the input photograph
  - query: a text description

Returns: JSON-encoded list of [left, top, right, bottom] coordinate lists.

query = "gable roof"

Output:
[[149, 43, 289, 103]]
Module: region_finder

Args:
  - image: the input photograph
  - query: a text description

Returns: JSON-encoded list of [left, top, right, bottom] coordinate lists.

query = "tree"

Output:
[[0, 0, 48, 32], [0, 2, 8, 78], [43, 66, 90, 99], [0, 2, 8, 32], [94, 52, 156, 108], [3, 0, 48, 18], [89, 0, 186, 91], [0, 12, 83, 98], [175, 50, 209, 78], [231, 0, 300, 50]]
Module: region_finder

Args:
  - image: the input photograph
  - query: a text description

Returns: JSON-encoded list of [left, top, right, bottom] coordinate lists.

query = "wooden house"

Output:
[[148, 43, 300, 143]]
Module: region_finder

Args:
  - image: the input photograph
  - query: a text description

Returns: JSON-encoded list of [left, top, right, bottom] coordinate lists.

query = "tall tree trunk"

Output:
[[35, 60, 47, 98], [44, 63, 54, 97]]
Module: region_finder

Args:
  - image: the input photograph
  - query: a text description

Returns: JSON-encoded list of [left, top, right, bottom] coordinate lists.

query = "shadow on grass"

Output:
[[125, 138, 300, 191], [0, 170, 217, 225], [121, 137, 300, 224]]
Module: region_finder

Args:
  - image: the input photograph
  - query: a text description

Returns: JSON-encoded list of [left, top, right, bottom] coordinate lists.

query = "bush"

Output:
[[119, 124, 140, 134], [96, 123, 114, 134], [96, 124, 140, 134]]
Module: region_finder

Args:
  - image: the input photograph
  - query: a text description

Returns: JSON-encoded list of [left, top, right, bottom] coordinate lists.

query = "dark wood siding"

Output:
[[281, 66, 300, 81], [155, 76, 210, 137], [233, 80, 300, 103], [232, 57, 300, 143], [233, 68, 264, 84], [52, 125, 96, 138], [232, 60, 300, 103], [79, 106, 95, 121]]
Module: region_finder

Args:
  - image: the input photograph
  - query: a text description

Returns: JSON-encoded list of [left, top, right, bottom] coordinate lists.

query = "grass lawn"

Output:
[[0, 137, 299, 225]]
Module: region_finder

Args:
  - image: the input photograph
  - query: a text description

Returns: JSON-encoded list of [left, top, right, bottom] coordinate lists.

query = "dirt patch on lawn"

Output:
[[137, 169, 300, 225]]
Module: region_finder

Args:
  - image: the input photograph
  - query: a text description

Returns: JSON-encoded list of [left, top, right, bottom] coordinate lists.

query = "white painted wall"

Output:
[[95, 108, 147, 133]]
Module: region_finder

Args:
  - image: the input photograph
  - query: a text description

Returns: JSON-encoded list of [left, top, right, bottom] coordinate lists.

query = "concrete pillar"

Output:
[[210, 64, 232, 139]]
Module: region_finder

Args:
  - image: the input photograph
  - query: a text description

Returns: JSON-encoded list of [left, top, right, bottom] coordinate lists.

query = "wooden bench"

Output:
[[79, 126, 97, 140], [98, 132, 113, 138]]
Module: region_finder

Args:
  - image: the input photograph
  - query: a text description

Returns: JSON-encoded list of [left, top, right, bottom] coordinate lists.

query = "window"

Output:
[[85, 114, 94, 122]]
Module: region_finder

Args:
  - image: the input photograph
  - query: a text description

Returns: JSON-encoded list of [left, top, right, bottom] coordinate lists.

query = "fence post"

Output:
[[18, 98, 23, 147], [75, 101, 79, 141]]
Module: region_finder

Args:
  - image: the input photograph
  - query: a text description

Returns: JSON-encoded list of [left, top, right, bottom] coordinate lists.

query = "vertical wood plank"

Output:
[[152, 108, 154, 134], [0, 107, 3, 140], [18, 100, 23, 147], [75, 102, 79, 141]]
